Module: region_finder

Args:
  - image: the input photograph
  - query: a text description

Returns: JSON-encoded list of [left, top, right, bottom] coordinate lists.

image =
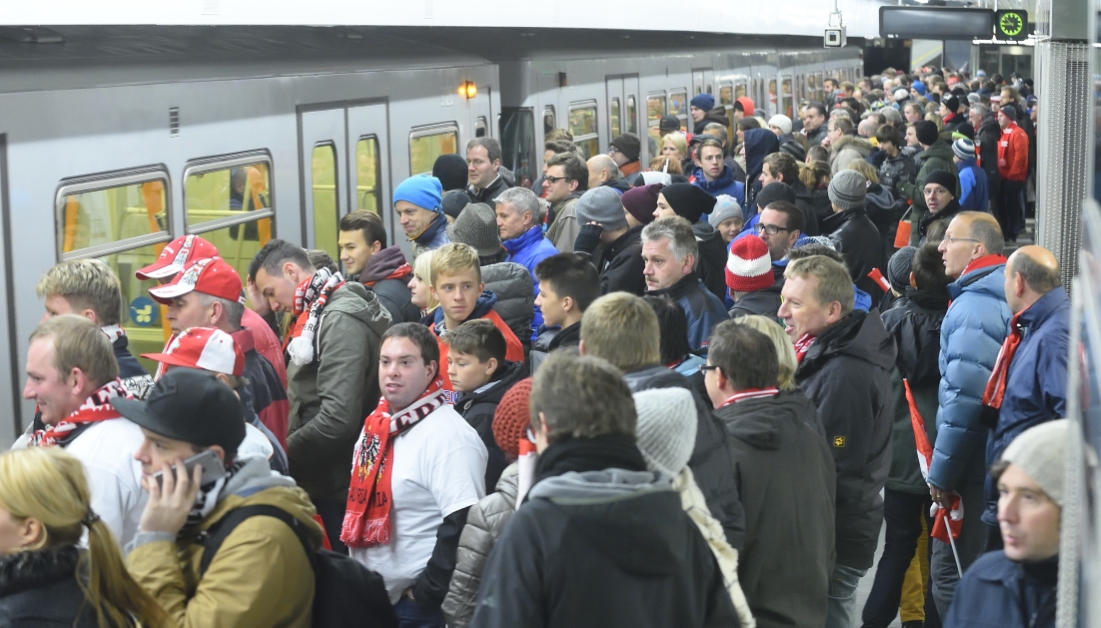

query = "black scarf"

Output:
[[0, 545, 82, 598], [533, 433, 647, 486]]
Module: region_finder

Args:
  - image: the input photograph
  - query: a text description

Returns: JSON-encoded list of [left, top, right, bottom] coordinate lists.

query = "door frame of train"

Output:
[[605, 74, 641, 160], [0, 133, 17, 443]]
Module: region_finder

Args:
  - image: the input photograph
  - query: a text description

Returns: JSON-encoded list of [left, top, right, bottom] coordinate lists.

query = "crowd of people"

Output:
[[0, 65, 1064, 628]]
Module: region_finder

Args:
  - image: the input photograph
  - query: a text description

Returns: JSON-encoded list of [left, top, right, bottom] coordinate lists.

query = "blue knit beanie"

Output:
[[691, 93, 715, 112], [394, 175, 443, 213]]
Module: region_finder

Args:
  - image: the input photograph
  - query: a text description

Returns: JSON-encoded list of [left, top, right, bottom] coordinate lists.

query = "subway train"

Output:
[[0, 25, 861, 443]]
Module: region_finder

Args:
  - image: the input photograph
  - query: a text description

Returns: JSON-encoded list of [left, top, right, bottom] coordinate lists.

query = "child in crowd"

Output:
[[709, 195, 745, 244], [445, 319, 527, 489]]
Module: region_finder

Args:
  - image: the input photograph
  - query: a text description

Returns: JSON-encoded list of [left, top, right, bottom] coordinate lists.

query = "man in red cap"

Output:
[[136, 234, 286, 388], [140, 326, 288, 475], [149, 257, 289, 448]]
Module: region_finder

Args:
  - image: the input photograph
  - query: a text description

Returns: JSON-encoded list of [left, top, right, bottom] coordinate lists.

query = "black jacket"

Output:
[[468, 175, 510, 204], [529, 321, 581, 374], [371, 278, 420, 324], [877, 151, 918, 197], [729, 286, 782, 323], [791, 180, 820, 237], [0, 546, 118, 628], [810, 186, 833, 225], [796, 310, 896, 569], [692, 222, 731, 302], [623, 365, 746, 550], [975, 116, 1002, 199], [881, 288, 948, 494], [114, 335, 154, 399], [470, 436, 738, 628], [594, 226, 646, 296], [919, 198, 964, 242], [822, 207, 887, 298], [454, 360, 528, 490], [715, 392, 835, 628]]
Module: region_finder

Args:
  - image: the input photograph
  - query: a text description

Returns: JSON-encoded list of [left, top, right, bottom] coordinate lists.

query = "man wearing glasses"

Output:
[[543, 152, 589, 252], [753, 201, 805, 283]]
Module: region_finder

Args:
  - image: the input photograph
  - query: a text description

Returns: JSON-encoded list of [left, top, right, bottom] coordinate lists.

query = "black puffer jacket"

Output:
[[481, 261, 535, 350], [454, 360, 528, 490], [975, 116, 1002, 200], [791, 179, 820, 237], [822, 206, 887, 298], [692, 222, 730, 302], [877, 152, 918, 198], [594, 226, 646, 296], [796, 310, 896, 569], [623, 365, 746, 551], [0, 546, 119, 628]]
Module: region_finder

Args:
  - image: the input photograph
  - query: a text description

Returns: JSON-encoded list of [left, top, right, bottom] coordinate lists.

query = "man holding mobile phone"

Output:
[[116, 368, 323, 627]]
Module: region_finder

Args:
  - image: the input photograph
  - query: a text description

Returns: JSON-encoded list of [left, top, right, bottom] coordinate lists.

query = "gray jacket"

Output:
[[546, 195, 581, 253], [442, 464, 519, 628], [286, 283, 392, 503], [481, 262, 534, 349]]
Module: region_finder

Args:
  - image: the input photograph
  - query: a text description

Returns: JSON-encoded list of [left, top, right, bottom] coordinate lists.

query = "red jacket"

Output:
[[997, 122, 1029, 182]]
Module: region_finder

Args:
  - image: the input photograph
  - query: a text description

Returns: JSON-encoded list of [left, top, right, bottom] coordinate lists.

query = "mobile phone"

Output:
[[152, 449, 226, 487]]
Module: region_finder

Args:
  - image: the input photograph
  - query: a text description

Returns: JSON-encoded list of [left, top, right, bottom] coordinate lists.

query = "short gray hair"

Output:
[[496, 186, 544, 224], [971, 103, 990, 118], [641, 216, 698, 262], [198, 293, 244, 329]]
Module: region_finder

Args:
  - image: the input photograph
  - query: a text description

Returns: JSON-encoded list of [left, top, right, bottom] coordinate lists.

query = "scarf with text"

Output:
[[30, 380, 132, 447], [286, 268, 344, 366], [982, 310, 1025, 410], [793, 333, 816, 364], [341, 379, 447, 548]]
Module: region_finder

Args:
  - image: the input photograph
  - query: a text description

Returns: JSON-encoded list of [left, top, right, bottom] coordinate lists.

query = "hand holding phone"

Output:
[[152, 449, 226, 488], [139, 450, 225, 535]]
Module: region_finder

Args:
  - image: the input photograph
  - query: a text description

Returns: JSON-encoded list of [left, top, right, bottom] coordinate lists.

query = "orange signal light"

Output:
[[458, 81, 477, 99]]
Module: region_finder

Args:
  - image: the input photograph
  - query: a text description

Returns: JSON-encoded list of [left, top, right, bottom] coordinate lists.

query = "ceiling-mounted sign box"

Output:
[[880, 7, 995, 40]]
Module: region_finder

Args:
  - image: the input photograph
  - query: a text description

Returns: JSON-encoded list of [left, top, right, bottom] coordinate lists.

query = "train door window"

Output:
[[410, 124, 459, 175], [626, 96, 638, 134], [720, 85, 735, 141], [669, 90, 688, 129], [543, 106, 556, 140], [500, 108, 536, 189], [706, 84, 712, 94], [356, 137, 382, 214], [568, 101, 599, 159], [768, 79, 778, 116], [475, 117, 488, 139], [735, 81, 747, 99], [646, 93, 667, 145], [610, 98, 621, 139], [56, 168, 173, 366], [781, 77, 793, 118], [311, 144, 339, 259]]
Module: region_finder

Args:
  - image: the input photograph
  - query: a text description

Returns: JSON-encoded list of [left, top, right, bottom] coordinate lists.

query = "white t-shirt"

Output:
[[351, 404, 487, 603]]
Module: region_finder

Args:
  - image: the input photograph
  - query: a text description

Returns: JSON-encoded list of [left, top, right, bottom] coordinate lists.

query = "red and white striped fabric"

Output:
[[720, 387, 780, 408], [904, 379, 963, 543], [725, 235, 775, 293]]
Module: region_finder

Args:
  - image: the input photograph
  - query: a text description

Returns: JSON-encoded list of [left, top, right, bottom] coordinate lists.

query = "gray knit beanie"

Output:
[[1001, 419, 1069, 507], [446, 203, 502, 258], [887, 246, 917, 292], [632, 388, 698, 478], [828, 170, 868, 211], [708, 195, 743, 229], [575, 187, 629, 232]]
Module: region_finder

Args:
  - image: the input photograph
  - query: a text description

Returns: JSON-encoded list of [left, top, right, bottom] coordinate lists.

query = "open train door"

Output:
[[0, 133, 16, 448]]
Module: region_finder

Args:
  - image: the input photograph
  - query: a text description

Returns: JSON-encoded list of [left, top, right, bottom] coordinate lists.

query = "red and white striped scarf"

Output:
[[720, 387, 780, 408], [286, 268, 344, 366], [30, 380, 132, 447]]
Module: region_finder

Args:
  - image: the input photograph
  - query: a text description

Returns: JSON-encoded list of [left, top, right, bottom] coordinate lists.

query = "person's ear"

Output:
[[484, 357, 498, 377], [538, 413, 551, 438], [371, 241, 383, 255], [561, 296, 574, 314], [910, 271, 918, 290], [715, 367, 730, 392], [208, 300, 223, 326], [568, 180, 579, 193], [17, 516, 44, 550], [78, 309, 99, 326], [207, 445, 227, 465], [67, 368, 86, 396], [828, 300, 843, 322], [577, 339, 586, 356]]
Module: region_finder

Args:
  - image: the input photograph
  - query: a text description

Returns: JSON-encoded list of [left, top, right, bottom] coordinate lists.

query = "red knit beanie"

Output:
[[493, 378, 533, 460], [726, 235, 775, 293]]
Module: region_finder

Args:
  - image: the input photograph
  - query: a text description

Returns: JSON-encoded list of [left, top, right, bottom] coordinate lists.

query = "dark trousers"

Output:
[[394, 598, 446, 628], [998, 179, 1026, 241], [313, 499, 349, 555], [862, 489, 938, 628]]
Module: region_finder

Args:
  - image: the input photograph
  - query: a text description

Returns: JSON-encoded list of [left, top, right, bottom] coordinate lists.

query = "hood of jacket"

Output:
[[691, 165, 738, 193], [882, 289, 948, 385], [919, 139, 954, 166], [693, 221, 728, 269], [948, 262, 1006, 302], [803, 310, 897, 374], [456, 360, 527, 413], [432, 289, 499, 331], [325, 281, 393, 336], [715, 390, 819, 451], [830, 134, 874, 159], [744, 128, 781, 179], [865, 182, 894, 210], [528, 468, 681, 576], [358, 245, 409, 284]]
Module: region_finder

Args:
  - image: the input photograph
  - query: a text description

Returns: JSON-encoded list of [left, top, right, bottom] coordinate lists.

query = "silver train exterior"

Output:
[[0, 26, 860, 445]]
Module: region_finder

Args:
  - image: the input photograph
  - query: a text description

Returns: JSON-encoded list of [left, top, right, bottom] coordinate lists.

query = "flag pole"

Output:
[[944, 513, 964, 578]]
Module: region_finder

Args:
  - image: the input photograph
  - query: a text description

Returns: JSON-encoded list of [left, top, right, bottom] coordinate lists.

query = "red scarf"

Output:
[[30, 380, 132, 447], [961, 254, 1007, 277], [286, 269, 344, 366], [341, 379, 448, 549], [981, 310, 1025, 410], [720, 387, 779, 408], [363, 263, 412, 288], [793, 333, 816, 363]]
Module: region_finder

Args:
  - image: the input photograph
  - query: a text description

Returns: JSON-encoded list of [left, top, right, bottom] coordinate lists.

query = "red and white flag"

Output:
[[904, 379, 963, 544]]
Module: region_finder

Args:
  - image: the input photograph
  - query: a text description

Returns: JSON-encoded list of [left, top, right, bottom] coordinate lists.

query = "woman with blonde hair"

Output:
[[661, 131, 688, 164], [408, 248, 440, 324], [0, 447, 166, 627], [728, 315, 799, 392]]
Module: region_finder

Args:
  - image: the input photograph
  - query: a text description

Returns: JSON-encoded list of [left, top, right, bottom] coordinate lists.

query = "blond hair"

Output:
[[580, 293, 660, 371], [785, 255, 855, 317], [845, 159, 879, 185], [36, 259, 123, 326], [730, 315, 798, 391], [412, 249, 440, 313], [30, 315, 118, 388], [662, 132, 688, 161], [648, 156, 683, 175], [430, 243, 482, 286], [0, 448, 167, 627]]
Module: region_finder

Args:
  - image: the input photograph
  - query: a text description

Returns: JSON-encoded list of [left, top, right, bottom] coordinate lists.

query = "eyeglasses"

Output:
[[607, 146, 620, 155], [699, 364, 721, 374], [942, 235, 980, 245], [755, 223, 791, 236], [544, 175, 569, 184]]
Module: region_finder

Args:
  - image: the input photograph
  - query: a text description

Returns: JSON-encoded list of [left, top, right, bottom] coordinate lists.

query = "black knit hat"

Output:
[[755, 182, 796, 211], [660, 183, 716, 223], [610, 134, 641, 162], [441, 189, 471, 220], [914, 120, 939, 146], [779, 140, 807, 162], [432, 154, 469, 192], [923, 169, 958, 193]]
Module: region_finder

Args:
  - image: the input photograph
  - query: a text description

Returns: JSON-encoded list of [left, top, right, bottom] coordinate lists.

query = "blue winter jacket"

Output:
[[503, 225, 559, 339], [650, 274, 729, 355], [956, 158, 990, 212], [942, 551, 1056, 628], [928, 261, 1011, 491], [981, 286, 1070, 525], [691, 165, 746, 202]]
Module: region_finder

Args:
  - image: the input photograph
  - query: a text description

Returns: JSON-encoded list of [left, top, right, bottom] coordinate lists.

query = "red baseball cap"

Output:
[[142, 327, 245, 377], [149, 257, 244, 305], [136, 235, 219, 281]]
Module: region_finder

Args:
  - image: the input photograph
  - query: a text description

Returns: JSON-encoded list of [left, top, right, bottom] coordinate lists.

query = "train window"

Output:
[[183, 154, 274, 248], [312, 143, 339, 259], [626, 96, 638, 134], [101, 241, 175, 372], [706, 85, 712, 94], [409, 124, 459, 176], [646, 94, 666, 145], [768, 79, 778, 116], [568, 102, 599, 159], [56, 168, 170, 260], [735, 82, 747, 99], [610, 98, 621, 139], [543, 106, 556, 140], [669, 91, 688, 127], [719, 85, 735, 142], [356, 136, 382, 214], [187, 221, 274, 316], [475, 117, 488, 138], [781, 77, 793, 118]]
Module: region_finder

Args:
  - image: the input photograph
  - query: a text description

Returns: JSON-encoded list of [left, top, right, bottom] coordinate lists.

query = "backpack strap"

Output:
[[198, 504, 314, 577]]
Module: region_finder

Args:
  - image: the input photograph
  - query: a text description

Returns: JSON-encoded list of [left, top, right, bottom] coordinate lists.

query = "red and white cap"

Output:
[[136, 235, 219, 280], [142, 327, 245, 377], [726, 235, 775, 293], [149, 257, 245, 305]]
